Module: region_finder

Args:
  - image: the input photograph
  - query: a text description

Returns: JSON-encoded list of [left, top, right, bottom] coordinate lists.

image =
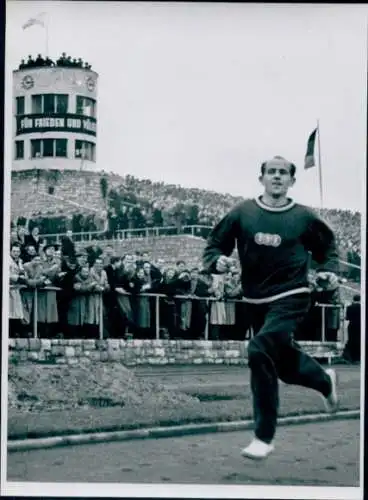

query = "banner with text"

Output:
[[16, 114, 97, 137]]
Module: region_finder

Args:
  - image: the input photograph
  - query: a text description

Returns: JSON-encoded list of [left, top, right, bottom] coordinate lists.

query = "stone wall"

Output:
[[11, 169, 124, 219], [8, 339, 343, 366]]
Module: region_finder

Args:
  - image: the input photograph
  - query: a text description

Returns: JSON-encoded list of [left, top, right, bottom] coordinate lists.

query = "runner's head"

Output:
[[259, 156, 296, 198]]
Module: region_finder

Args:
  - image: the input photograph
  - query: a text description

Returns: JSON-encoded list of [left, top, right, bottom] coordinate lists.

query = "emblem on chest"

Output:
[[254, 232, 282, 247]]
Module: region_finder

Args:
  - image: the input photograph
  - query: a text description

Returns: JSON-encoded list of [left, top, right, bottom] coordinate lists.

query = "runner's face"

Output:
[[260, 162, 295, 197]]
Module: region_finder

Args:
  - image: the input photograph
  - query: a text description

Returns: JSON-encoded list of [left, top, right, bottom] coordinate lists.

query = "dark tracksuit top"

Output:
[[203, 197, 339, 304]]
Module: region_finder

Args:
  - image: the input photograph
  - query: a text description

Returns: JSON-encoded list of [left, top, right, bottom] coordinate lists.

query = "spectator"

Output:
[[67, 265, 99, 338], [159, 267, 180, 339], [187, 267, 210, 339], [23, 254, 59, 338], [343, 294, 361, 363], [132, 266, 152, 338], [22, 244, 37, 264], [9, 244, 26, 337], [86, 239, 103, 266], [61, 230, 76, 259], [25, 225, 42, 254]]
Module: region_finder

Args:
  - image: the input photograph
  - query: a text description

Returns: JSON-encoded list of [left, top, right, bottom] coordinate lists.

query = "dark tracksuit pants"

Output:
[[247, 293, 332, 444]]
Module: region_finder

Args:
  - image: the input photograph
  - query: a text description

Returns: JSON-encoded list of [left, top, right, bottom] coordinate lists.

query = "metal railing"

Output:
[[9, 285, 347, 347], [39, 225, 213, 243]]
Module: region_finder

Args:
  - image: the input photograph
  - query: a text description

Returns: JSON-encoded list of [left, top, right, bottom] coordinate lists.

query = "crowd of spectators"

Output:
[[9, 225, 346, 343], [18, 53, 92, 70]]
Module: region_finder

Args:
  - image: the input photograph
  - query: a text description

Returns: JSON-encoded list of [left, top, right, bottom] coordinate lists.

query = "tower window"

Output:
[[56, 95, 68, 114], [31, 95, 42, 114], [30, 138, 68, 158], [15, 140, 24, 159], [55, 139, 67, 157], [31, 94, 69, 114], [16, 97, 25, 115], [76, 95, 96, 117], [43, 94, 55, 113], [75, 139, 96, 162], [31, 139, 42, 158], [43, 139, 54, 157]]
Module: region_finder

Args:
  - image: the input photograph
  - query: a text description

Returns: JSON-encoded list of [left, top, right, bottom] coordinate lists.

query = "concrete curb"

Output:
[[8, 409, 360, 453]]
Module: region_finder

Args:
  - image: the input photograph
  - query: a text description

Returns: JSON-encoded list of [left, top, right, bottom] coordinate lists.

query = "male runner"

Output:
[[203, 156, 339, 460]]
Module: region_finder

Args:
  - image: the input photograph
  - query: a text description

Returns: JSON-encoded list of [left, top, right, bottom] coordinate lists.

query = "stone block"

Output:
[[132, 339, 144, 347], [65, 346, 75, 357], [82, 339, 96, 350], [67, 357, 79, 365], [108, 350, 121, 361], [215, 358, 224, 364], [154, 348, 165, 357], [108, 339, 120, 349], [96, 339, 108, 350], [196, 340, 211, 348], [27, 351, 39, 361], [8, 339, 16, 349], [16, 338, 29, 349], [74, 346, 82, 356], [181, 340, 193, 348], [79, 356, 92, 364], [56, 358, 67, 364], [20, 351, 28, 361], [224, 350, 240, 358], [37, 351, 46, 361], [100, 352, 109, 362], [68, 339, 82, 346], [51, 339, 60, 345], [41, 339, 51, 350], [51, 345, 64, 356], [229, 358, 241, 365], [29, 338, 41, 351], [193, 358, 203, 364], [89, 351, 100, 361], [119, 339, 127, 348]]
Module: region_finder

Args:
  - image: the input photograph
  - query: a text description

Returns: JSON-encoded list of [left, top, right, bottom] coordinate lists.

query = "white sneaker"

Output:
[[324, 368, 339, 413], [241, 437, 274, 460]]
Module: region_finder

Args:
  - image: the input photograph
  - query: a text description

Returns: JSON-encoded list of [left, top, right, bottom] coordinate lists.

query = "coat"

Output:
[[22, 261, 59, 324], [209, 274, 226, 325], [9, 257, 25, 320], [131, 278, 151, 329], [67, 272, 101, 326]]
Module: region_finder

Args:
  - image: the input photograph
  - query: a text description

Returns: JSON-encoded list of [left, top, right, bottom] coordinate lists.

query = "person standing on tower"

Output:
[[203, 156, 340, 460]]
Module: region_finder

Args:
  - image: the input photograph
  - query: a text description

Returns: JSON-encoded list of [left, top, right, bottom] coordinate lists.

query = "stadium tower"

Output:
[[10, 57, 108, 223], [12, 60, 98, 171]]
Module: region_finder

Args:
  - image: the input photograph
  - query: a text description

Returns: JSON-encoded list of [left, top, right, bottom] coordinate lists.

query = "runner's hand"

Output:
[[216, 255, 233, 273], [316, 271, 339, 290]]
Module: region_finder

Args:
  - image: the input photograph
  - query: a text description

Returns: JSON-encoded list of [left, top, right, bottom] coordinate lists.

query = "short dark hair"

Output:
[[110, 256, 121, 265], [261, 156, 296, 178], [353, 294, 360, 302], [176, 260, 185, 266]]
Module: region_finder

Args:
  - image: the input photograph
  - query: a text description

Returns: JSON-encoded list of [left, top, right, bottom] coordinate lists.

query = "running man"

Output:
[[203, 156, 340, 460]]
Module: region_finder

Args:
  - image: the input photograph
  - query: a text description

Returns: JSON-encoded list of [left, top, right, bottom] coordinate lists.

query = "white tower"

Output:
[[12, 61, 98, 171]]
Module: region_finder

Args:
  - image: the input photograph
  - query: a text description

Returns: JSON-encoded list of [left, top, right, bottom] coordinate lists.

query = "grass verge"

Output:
[[8, 381, 360, 441]]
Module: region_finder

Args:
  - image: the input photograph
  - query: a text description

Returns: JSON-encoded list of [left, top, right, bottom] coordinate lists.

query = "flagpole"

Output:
[[317, 119, 324, 208], [45, 21, 49, 57]]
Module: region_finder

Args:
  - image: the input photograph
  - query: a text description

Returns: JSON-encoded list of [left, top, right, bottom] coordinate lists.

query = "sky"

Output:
[[5, 1, 368, 211]]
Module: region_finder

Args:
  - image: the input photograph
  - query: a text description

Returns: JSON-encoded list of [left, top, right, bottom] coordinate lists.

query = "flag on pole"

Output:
[[22, 12, 46, 30], [304, 128, 317, 169]]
